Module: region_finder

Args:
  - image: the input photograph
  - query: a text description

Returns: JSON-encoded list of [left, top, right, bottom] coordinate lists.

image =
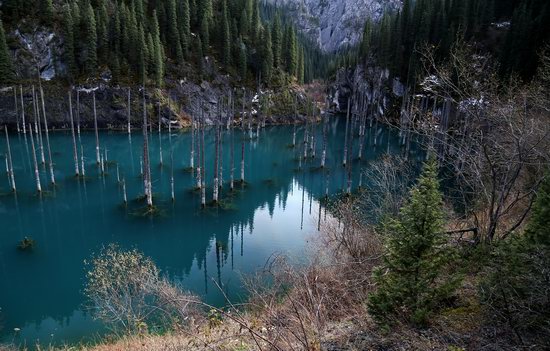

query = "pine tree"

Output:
[[261, 27, 273, 83], [368, 158, 460, 326], [62, 5, 77, 80], [221, 0, 231, 69], [297, 45, 305, 84], [200, 16, 209, 53], [239, 37, 247, 79], [285, 26, 298, 77], [197, 35, 204, 79], [83, 2, 98, 76], [137, 24, 147, 83], [0, 19, 14, 84], [96, 2, 109, 63], [272, 14, 282, 69], [151, 11, 164, 87], [178, 0, 191, 57], [525, 175, 550, 246], [240, 8, 249, 36], [40, 0, 54, 25], [167, 0, 183, 63], [251, 0, 261, 42]]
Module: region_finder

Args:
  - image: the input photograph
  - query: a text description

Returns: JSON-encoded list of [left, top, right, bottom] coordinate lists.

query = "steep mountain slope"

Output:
[[265, 0, 401, 52]]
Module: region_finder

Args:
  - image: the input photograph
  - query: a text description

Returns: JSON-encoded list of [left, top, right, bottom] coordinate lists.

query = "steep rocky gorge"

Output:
[[265, 0, 401, 52]]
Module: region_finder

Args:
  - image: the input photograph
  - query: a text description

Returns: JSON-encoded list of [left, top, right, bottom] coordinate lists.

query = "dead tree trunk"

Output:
[[68, 90, 79, 176], [20, 86, 26, 134], [142, 89, 153, 207], [343, 98, 351, 167], [127, 88, 131, 134], [29, 123, 41, 192], [93, 91, 100, 164], [39, 86, 55, 185], [4, 128, 16, 192]]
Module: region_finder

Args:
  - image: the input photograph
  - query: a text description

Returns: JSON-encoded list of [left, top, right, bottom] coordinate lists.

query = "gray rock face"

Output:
[[12, 26, 65, 80], [266, 0, 401, 52]]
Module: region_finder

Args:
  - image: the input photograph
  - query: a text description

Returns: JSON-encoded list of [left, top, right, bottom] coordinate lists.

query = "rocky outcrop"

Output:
[[0, 77, 309, 130], [10, 22, 65, 81], [266, 0, 401, 52], [327, 64, 404, 117]]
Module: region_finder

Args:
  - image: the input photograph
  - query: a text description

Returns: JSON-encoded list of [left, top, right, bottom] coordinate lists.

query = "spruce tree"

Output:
[[239, 37, 247, 80], [368, 158, 460, 326], [525, 175, 550, 246], [167, 0, 183, 63], [96, 3, 109, 63], [62, 6, 77, 80], [297, 46, 305, 84], [151, 11, 164, 87], [197, 35, 204, 80], [0, 19, 14, 84], [83, 2, 98, 76], [240, 8, 249, 36], [178, 0, 191, 57], [200, 16, 209, 53], [286, 26, 298, 77], [221, 0, 231, 69], [251, 0, 261, 42], [261, 27, 273, 83], [40, 0, 54, 25], [272, 14, 282, 69]]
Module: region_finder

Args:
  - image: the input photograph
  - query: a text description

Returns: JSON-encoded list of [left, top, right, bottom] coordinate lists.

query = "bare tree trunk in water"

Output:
[[127, 88, 131, 134], [68, 90, 79, 176], [29, 123, 41, 192], [20, 86, 26, 134], [158, 102, 163, 166], [201, 108, 206, 207], [170, 152, 175, 202], [321, 98, 328, 168], [343, 98, 350, 167], [39, 86, 55, 185], [80, 143, 86, 177], [292, 95, 297, 147], [196, 109, 202, 189], [230, 98, 235, 190], [32, 86, 45, 164], [5, 128, 16, 192], [76, 90, 81, 137], [190, 104, 195, 170], [93, 91, 100, 164], [142, 89, 153, 207], [13, 87, 20, 133], [122, 178, 127, 204], [213, 109, 220, 203], [240, 92, 245, 183]]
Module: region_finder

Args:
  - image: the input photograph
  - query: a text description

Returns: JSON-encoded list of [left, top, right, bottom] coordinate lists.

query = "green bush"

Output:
[[368, 158, 461, 327]]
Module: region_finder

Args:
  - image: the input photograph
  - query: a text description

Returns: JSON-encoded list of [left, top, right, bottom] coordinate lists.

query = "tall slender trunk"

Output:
[[29, 123, 41, 192], [230, 101, 235, 190], [343, 99, 350, 166], [93, 91, 100, 164], [39, 86, 55, 185], [213, 116, 219, 203], [240, 92, 245, 183], [170, 152, 175, 202], [80, 143, 86, 176], [196, 110, 202, 189], [32, 86, 45, 164], [76, 90, 81, 137], [5, 128, 16, 192], [68, 90, 79, 176], [201, 109, 206, 207], [14, 87, 20, 133], [190, 108, 195, 169], [142, 89, 153, 207], [122, 178, 127, 203], [321, 99, 328, 168], [158, 102, 163, 165], [20, 86, 26, 134], [127, 88, 131, 134]]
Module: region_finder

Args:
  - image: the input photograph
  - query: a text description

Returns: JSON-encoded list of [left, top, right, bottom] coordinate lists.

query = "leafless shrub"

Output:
[[408, 41, 550, 242], [84, 244, 200, 335], [242, 195, 383, 350]]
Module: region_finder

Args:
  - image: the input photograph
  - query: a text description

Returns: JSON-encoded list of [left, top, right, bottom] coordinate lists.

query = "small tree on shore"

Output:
[[368, 158, 461, 327]]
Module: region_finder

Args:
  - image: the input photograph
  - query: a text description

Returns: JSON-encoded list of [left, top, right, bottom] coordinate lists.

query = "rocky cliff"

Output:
[[265, 0, 401, 52]]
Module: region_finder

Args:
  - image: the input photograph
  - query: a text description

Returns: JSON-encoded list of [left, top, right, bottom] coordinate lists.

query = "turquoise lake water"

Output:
[[0, 118, 423, 346]]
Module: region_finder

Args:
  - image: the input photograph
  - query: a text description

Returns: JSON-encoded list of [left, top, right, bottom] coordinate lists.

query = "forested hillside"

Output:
[[0, 0, 312, 86], [329, 0, 550, 82]]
